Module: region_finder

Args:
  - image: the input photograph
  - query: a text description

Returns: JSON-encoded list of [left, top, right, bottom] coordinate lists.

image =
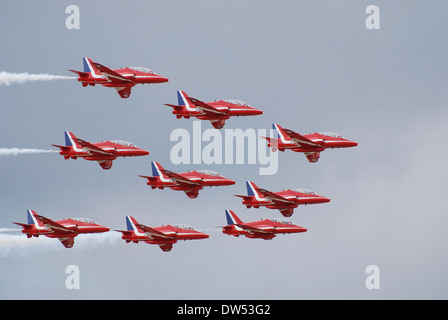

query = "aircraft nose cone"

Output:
[[98, 226, 110, 233], [344, 140, 358, 147], [246, 107, 263, 115], [224, 178, 236, 186], [320, 196, 331, 203]]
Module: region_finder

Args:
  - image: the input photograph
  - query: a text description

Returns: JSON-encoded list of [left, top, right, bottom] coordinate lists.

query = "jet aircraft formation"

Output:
[[11, 57, 358, 251]]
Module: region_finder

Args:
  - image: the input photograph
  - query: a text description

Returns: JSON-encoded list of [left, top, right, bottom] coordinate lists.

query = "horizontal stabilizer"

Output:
[[164, 103, 183, 109], [234, 195, 253, 201], [68, 69, 89, 78], [13, 222, 31, 228], [115, 229, 133, 236], [51, 144, 71, 151], [138, 175, 158, 181]]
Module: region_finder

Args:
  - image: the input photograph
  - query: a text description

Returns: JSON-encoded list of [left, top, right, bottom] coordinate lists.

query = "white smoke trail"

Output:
[[0, 228, 22, 233], [0, 231, 122, 258], [0, 148, 57, 157], [0, 233, 61, 258], [0, 71, 76, 86]]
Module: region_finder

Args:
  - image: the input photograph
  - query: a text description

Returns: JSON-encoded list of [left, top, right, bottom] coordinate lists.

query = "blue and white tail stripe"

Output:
[[225, 210, 243, 225], [151, 161, 171, 182], [151, 161, 160, 176], [27, 210, 35, 225], [83, 58, 91, 73], [125, 216, 135, 231], [246, 181, 266, 201], [177, 90, 196, 111], [65, 131, 73, 147], [273, 124, 281, 139], [273, 123, 293, 144], [125, 216, 145, 236], [64, 131, 84, 152], [225, 210, 236, 225], [27, 210, 46, 230], [82, 57, 103, 79]]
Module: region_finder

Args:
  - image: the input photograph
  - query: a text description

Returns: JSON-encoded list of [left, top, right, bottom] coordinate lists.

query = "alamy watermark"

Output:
[[365, 5, 380, 30], [65, 5, 80, 30], [365, 265, 380, 290], [169, 121, 278, 175], [65, 265, 80, 290]]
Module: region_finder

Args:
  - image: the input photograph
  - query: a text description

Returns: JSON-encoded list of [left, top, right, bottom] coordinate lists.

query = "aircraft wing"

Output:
[[183, 189, 200, 199], [186, 97, 228, 116], [304, 151, 320, 163], [35, 215, 76, 235], [282, 128, 321, 148], [135, 223, 175, 241], [92, 61, 132, 83], [58, 237, 75, 248], [235, 224, 273, 234], [115, 86, 132, 98], [73, 137, 114, 157], [258, 188, 296, 205], [162, 170, 201, 187]]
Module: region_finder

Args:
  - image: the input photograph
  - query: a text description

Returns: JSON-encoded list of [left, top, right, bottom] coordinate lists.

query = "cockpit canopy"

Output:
[[195, 170, 223, 177], [110, 140, 136, 147], [172, 224, 195, 231], [222, 99, 251, 107], [128, 67, 154, 74], [284, 188, 316, 195], [318, 132, 344, 139], [71, 217, 96, 224], [268, 218, 292, 225]]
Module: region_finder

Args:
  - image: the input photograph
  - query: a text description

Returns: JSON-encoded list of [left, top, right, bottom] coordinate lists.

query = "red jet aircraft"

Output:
[[13, 210, 109, 248], [261, 123, 358, 163], [52, 131, 150, 170], [165, 90, 263, 129], [139, 161, 236, 198], [235, 181, 330, 217], [116, 216, 209, 252], [222, 209, 307, 240], [69, 57, 169, 98]]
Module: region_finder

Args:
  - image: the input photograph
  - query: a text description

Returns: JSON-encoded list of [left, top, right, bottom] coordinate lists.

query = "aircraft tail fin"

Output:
[[177, 90, 196, 111], [82, 57, 103, 77], [151, 161, 170, 180], [125, 216, 141, 232], [64, 131, 83, 149], [273, 123, 292, 143], [26, 210, 45, 228], [83, 57, 95, 73], [225, 210, 243, 225], [246, 181, 266, 200]]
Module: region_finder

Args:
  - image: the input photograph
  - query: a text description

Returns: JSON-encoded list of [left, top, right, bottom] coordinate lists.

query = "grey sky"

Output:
[[1, 0, 448, 299]]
